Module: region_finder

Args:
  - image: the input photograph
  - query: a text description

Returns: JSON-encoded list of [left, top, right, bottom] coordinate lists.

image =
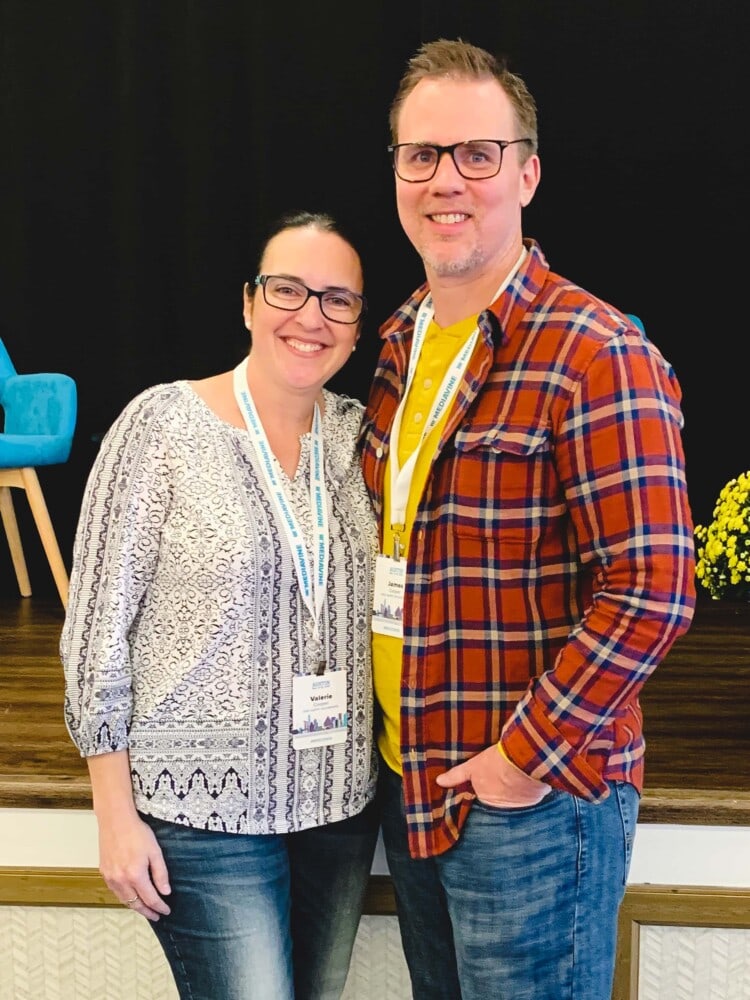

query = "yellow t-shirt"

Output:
[[373, 314, 478, 774]]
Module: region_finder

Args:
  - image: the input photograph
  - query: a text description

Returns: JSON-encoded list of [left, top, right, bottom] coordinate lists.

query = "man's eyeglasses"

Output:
[[254, 275, 366, 325], [387, 138, 533, 183]]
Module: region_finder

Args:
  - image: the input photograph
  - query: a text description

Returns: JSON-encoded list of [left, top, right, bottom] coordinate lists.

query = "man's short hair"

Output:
[[389, 37, 538, 157]]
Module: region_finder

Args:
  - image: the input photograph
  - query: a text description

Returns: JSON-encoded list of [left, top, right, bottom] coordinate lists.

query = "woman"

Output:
[[61, 211, 379, 999]]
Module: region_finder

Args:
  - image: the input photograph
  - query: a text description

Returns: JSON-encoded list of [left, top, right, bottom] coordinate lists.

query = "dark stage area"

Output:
[[2, 1, 748, 597]]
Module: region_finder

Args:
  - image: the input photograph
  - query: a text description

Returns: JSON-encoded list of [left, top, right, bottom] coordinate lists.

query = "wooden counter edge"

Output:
[[0, 867, 399, 915]]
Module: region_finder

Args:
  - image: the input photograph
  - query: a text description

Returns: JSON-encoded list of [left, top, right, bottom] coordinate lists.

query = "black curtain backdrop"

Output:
[[1, 0, 747, 597]]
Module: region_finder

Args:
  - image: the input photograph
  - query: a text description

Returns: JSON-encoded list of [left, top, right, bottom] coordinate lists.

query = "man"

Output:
[[360, 38, 696, 1000]]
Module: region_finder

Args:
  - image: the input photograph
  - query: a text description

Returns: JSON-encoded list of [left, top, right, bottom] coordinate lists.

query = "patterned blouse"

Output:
[[62, 381, 378, 834]]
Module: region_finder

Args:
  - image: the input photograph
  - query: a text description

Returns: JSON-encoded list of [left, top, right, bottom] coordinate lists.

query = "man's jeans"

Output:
[[378, 761, 639, 1000], [141, 801, 379, 1000]]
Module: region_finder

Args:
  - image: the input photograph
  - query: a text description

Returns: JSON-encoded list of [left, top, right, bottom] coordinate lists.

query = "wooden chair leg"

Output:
[[0, 484, 32, 597], [19, 468, 69, 609]]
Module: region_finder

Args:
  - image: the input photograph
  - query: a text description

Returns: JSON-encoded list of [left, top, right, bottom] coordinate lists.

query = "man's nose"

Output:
[[431, 149, 466, 187]]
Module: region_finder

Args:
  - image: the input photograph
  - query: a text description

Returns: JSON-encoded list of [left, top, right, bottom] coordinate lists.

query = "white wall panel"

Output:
[[638, 925, 750, 1000], [0, 907, 410, 1000]]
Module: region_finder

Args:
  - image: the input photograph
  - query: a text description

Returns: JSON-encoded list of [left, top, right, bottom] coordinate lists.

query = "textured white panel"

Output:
[[0, 907, 411, 1000], [639, 925, 750, 1000], [343, 916, 411, 999], [0, 907, 179, 1000]]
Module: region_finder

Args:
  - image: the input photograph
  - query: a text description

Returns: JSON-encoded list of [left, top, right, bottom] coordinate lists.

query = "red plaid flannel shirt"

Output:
[[359, 240, 696, 859]]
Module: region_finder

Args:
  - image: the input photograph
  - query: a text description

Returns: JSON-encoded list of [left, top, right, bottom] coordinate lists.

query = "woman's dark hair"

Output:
[[253, 210, 361, 276]]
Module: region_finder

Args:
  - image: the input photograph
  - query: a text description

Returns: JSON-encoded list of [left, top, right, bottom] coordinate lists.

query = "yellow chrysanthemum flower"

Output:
[[694, 470, 750, 600]]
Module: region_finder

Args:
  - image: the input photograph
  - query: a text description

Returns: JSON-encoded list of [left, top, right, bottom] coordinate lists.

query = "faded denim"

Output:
[[378, 762, 638, 1000], [141, 801, 379, 1000]]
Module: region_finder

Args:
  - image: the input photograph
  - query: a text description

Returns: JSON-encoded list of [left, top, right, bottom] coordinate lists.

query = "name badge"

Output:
[[292, 670, 348, 749], [372, 554, 406, 638]]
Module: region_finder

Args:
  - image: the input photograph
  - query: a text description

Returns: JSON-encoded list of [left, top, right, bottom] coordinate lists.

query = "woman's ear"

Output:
[[243, 282, 253, 331]]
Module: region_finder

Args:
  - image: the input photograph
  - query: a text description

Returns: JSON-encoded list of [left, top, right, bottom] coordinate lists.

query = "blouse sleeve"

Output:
[[61, 386, 175, 757]]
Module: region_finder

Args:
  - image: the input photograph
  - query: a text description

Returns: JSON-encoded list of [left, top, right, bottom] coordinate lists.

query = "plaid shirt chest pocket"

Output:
[[445, 423, 554, 542]]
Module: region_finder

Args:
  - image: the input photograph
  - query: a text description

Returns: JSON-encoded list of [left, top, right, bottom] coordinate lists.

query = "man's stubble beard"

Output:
[[420, 241, 485, 279]]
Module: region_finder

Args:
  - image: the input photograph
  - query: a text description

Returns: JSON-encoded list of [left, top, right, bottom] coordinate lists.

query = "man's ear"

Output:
[[520, 154, 541, 208]]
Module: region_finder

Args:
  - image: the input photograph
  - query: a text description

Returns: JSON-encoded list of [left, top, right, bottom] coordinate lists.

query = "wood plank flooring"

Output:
[[1, 595, 748, 822], [0, 597, 89, 807]]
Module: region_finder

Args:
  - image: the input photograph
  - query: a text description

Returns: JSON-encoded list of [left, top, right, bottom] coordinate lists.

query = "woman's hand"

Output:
[[87, 750, 171, 921], [97, 811, 172, 921]]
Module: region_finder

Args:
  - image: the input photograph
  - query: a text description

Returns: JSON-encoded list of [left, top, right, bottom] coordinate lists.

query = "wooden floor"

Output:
[[1, 595, 749, 824]]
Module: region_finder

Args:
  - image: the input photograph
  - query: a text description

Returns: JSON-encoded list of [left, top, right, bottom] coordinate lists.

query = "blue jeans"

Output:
[[378, 762, 639, 1000], [141, 801, 379, 1000]]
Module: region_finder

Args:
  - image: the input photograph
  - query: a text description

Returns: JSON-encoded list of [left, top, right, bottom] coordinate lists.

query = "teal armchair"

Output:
[[626, 313, 645, 333], [0, 338, 77, 607]]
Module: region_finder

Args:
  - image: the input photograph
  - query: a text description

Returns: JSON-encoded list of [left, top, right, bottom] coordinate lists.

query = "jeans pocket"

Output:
[[472, 787, 559, 815], [614, 781, 640, 886]]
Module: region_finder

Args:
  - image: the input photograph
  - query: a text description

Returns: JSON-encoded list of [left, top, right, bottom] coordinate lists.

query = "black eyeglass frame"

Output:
[[387, 138, 533, 182], [254, 274, 367, 325]]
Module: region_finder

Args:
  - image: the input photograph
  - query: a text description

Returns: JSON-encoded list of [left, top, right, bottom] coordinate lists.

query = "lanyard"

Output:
[[387, 245, 528, 556], [233, 359, 329, 641], [388, 298, 478, 532]]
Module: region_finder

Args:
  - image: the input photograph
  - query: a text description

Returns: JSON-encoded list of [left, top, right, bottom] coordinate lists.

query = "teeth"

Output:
[[431, 213, 467, 224], [287, 339, 323, 354]]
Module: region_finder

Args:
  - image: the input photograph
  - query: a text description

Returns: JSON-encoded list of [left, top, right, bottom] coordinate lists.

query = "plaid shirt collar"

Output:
[[377, 238, 550, 351]]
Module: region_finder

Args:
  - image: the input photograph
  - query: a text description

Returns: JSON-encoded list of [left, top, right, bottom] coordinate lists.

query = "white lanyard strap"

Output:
[[233, 359, 329, 637], [388, 245, 528, 544], [389, 297, 478, 526]]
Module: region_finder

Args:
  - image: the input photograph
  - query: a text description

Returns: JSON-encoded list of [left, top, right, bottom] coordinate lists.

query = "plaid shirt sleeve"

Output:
[[501, 326, 696, 799]]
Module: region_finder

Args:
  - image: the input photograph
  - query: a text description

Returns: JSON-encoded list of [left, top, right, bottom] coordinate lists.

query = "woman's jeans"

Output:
[[141, 801, 379, 1000], [378, 762, 639, 1000]]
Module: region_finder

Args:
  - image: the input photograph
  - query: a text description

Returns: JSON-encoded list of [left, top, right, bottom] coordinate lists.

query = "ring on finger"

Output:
[[124, 894, 140, 907]]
